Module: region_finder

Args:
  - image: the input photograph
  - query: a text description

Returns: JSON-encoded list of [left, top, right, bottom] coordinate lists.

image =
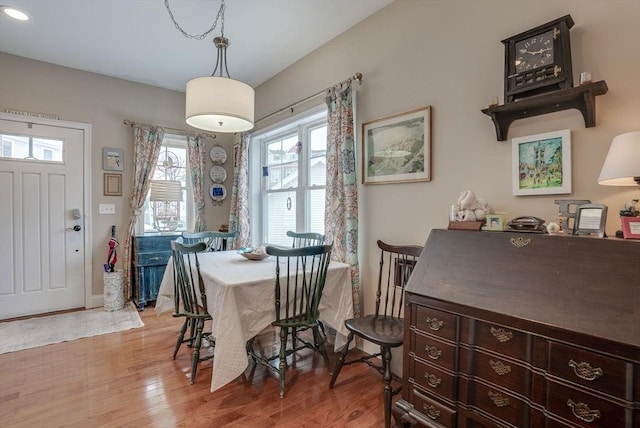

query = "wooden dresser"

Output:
[[393, 229, 640, 427], [132, 233, 180, 310]]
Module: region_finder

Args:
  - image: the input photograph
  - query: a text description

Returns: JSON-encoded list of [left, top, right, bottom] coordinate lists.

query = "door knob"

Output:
[[66, 225, 81, 232]]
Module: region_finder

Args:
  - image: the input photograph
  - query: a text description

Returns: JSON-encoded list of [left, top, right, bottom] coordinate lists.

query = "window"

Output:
[[0, 134, 63, 162], [252, 108, 327, 247], [140, 135, 193, 233]]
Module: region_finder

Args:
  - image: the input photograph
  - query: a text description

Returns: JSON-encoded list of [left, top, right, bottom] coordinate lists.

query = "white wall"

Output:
[[253, 0, 640, 357], [0, 53, 235, 297]]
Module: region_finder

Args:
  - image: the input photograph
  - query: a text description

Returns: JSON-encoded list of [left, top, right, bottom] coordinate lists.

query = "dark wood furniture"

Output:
[[330, 240, 424, 428], [394, 229, 639, 427], [132, 233, 180, 309], [481, 80, 608, 141]]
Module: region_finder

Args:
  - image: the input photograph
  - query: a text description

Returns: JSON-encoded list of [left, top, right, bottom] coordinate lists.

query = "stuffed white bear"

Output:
[[456, 190, 493, 221]]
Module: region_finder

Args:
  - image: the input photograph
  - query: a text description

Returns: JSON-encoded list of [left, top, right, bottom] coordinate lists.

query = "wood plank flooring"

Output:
[[0, 307, 388, 427]]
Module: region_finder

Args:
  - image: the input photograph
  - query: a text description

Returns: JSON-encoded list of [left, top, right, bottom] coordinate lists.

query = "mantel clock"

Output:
[[502, 15, 574, 103]]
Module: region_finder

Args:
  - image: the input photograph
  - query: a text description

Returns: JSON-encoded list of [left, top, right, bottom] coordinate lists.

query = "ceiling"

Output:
[[0, 0, 393, 92]]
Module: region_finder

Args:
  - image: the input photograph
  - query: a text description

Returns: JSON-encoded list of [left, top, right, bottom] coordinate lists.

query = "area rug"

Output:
[[0, 302, 144, 354]]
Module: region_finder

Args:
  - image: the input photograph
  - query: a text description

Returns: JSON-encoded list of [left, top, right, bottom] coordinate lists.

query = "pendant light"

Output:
[[165, 0, 254, 133]]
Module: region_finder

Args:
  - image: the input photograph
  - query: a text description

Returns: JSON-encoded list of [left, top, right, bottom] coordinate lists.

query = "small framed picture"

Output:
[[512, 129, 571, 196], [103, 147, 124, 171], [620, 217, 640, 239], [573, 203, 607, 238], [484, 214, 506, 231], [104, 173, 122, 196]]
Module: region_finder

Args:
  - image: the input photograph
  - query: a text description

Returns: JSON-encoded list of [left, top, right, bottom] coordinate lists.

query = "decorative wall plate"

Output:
[[209, 165, 227, 183], [209, 145, 227, 164], [210, 183, 227, 204]]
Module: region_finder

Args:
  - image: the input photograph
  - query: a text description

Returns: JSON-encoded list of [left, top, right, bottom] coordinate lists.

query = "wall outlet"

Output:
[[99, 204, 116, 214]]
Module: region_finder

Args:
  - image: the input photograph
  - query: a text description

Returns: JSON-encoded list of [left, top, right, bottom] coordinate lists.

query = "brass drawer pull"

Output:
[[490, 326, 513, 343], [149, 256, 163, 261], [567, 399, 601, 423], [425, 317, 444, 331], [489, 360, 512, 376], [424, 372, 442, 388], [423, 404, 441, 420], [568, 359, 603, 381], [488, 391, 510, 407], [424, 345, 442, 360]]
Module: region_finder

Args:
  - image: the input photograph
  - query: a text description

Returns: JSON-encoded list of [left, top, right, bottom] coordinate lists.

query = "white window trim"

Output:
[[249, 104, 327, 246]]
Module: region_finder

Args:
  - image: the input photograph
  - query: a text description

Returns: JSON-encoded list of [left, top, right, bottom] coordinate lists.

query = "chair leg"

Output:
[[278, 327, 288, 398], [382, 345, 393, 428], [190, 318, 205, 384], [329, 331, 354, 388], [173, 318, 189, 360], [312, 325, 331, 372]]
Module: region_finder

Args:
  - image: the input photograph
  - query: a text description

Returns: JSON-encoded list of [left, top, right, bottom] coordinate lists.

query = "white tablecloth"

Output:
[[155, 250, 354, 392]]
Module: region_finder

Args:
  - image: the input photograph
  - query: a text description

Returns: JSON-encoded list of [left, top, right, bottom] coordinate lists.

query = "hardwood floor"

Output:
[[0, 307, 388, 427]]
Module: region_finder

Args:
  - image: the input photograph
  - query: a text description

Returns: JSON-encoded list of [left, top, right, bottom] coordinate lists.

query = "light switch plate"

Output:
[[99, 204, 115, 214]]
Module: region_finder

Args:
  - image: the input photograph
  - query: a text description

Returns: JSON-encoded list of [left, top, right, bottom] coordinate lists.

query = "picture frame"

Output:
[[512, 129, 571, 196], [103, 147, 124, 171], [362, 106, 431, 184], [573, 203, 607, 238], [484, 213, 506, 231], [104, 173, 122, 196], [620, 216, 640, 239]]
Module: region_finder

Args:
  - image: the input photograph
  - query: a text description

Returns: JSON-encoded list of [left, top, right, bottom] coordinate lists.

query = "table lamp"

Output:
[[597, 131, 640, 236], [149, 180, 183, 232]]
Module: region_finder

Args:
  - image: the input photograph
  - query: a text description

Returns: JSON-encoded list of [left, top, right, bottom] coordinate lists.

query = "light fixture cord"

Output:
[[165, 0, 225, 40]]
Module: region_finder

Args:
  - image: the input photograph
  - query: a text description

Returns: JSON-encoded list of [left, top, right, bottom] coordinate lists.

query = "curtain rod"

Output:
[[123, 119, 217, 140], [255, 72, 363, 125]]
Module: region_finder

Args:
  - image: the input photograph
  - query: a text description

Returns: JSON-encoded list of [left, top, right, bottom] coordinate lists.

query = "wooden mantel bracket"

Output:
[[482, 80, 608, 141]]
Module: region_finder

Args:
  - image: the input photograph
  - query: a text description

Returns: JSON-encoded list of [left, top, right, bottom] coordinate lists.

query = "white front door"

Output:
[[0, 115, 89, 319]]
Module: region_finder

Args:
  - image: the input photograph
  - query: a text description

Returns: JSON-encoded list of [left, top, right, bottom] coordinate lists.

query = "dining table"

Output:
[[154, 249, 354, 393]]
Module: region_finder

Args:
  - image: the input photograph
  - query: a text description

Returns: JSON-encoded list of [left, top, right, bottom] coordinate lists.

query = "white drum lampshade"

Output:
[[185, 76, 255, 133]]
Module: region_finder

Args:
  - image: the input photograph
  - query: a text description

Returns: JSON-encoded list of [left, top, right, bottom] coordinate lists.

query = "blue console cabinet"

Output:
[[132, 233, 180, 310]]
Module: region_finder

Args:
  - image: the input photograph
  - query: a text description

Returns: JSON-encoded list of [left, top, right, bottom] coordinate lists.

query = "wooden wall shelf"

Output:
[[482, 80, 608, 141]]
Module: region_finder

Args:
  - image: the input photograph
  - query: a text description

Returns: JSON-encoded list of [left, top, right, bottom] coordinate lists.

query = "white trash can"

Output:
[[104, 270, 125, 311]]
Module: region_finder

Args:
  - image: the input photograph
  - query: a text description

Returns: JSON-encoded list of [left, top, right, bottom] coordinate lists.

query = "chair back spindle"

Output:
[[286, 230, 325, 248]]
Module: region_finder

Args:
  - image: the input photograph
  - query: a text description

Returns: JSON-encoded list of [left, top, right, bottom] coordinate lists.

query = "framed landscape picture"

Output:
[[512, 129, 571, 196], [362, 106, 431, 184]]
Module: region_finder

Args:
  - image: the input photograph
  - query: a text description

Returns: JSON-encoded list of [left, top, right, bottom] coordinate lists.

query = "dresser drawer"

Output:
[[467, 319, 530, 361], [546, 381, 630, 427], [409, 355, 456, 401], [459, 381, 528, 427], [414, 305, 457, 341], [408, 385, 457, 427], [459, 347, 529, 396], [135, 251, 171, 266], [134, 234, 179, 252], [410, 330, 457, 371], [548, 341, 632, 399]]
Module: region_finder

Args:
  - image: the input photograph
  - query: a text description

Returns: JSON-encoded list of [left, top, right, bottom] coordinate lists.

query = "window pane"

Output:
[[309, 188, 325, 234], [0, 134, 63, 162], [309, 126, 326, 186], [266, 192, 296, 246]]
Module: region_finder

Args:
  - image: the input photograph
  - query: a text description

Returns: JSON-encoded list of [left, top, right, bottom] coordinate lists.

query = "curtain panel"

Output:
[[228, 133, 251, 248], [325, 84, 361, 318], [122, 125, 164, 299], [186, 135, 206, 232]]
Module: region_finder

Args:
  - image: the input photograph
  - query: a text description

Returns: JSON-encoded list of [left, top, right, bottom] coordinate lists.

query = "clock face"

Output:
[[209, 145, 227, 164], [514, 30, 555, 73]]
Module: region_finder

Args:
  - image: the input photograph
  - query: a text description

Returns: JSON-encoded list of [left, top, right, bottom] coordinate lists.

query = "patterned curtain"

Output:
[[228, 133, 251, 248], [325, 83, 361, 318], [186, 135, 206, 232], [122, 125, 164, 299]]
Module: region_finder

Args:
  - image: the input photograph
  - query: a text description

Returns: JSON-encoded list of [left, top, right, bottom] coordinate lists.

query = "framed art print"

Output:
[[103, 147, 124, 171], [512, 129, 571, 196], [104, 173, 122, 196], [362, 106, 431, 184]]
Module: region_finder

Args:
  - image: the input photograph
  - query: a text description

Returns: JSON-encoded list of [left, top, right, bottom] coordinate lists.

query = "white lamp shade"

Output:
[[185, 76, 255, 133], [150, 180, 183, 201], [598, 131, 640, 186]]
